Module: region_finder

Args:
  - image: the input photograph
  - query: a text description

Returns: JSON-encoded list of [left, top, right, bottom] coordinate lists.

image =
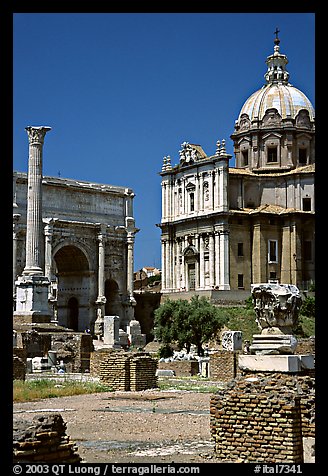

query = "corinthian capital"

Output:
[[25, 126, 51, 145]]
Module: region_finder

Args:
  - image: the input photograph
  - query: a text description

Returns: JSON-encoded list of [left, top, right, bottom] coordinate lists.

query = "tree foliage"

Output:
[[154, 295, 228, 355]]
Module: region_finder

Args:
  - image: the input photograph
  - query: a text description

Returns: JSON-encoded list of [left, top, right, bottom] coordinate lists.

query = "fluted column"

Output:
[[215, 231, 220, 287], [14, 126, 52, 322], [209, 233, 215, 288], [43, 218, 54, 282], [94, 227, 107, 339], [23, 126, 51, 276], [161, 239, 166, 290], [219, 229, 230, 290], [126, 232, 136, 301], [199, 234, 205, 289]]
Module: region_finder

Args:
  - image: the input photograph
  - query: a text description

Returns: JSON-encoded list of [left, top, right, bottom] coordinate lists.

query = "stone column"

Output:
[[126, 232, 135, 299], [219, 228, 230, 290], [14, 126, 52, 323], [199, 234, 205, 289], [281, 222, 292, 283], [215, 231, 220, 287], [161, 239, 166, 291], [166, 238, 172, 291], [199, 173, 204, 212], [43, 218, 54, 282], [209, 233, 215, 288], [13, 214, 21, 299], [94, 227, 107, 339], [23, 126, 51, 276]]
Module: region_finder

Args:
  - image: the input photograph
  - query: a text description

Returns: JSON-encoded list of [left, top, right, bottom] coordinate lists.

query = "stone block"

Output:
[[238, 354, 314, 373], [156, 369, 175, 377], [222, 331, 243, 351]]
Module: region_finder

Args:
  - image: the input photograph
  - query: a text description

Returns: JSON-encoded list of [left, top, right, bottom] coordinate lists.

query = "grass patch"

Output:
[[158, 376, 223, 393], [13, 379, 112, 403]]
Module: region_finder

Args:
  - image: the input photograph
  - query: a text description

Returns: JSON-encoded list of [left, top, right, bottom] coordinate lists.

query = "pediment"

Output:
[[262, 108, 282, 127], [183, 245, 199, 257]]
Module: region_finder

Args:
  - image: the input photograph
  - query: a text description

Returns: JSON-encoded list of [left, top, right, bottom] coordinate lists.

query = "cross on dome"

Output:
[[264, 29, 290, 84]]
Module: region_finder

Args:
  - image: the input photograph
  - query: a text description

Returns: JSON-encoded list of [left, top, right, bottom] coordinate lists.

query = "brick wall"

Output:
[[94, 350, 158, 391], [209, 350, 240, 382], [210, 374, 315, 462]]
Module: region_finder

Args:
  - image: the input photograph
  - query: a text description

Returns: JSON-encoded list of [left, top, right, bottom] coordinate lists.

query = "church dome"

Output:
[[239, 83, 315, 122], [237, 34, 315, 123]]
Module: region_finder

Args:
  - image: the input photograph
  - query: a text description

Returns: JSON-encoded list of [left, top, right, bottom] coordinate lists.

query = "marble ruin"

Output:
[[250, 283, 301, 355], [13, 127, 139, 334], [239, 282, 314, 373], [251, 283, 302, 336], [221, 330, 242, 351]]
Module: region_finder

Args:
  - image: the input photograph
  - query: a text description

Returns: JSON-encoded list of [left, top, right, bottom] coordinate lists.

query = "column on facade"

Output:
[[13, 214, 21, 297], [199, 234, 205, 289], [252, 222, 266, 283], [209, 171, 214, 211], [161, 182, 166, 221], [213, 168, 219, 210], [290, 220, 302, 285], [182, 178, 186, 216], [219, 229, 230, 290], [23, 126, 51, 276], [209, 233, 215, 288], [97, 230, 106, 300], [183, 236, 188, 290], [199, 173, 204, 212], [126, 232, 135, 299], [218, 157, 229, 212], [161, 239, 166, 291], [165, 237, 172, 292], [43, 218, 54, 282], [194, 233, 200, 290], [124, 191, 134, 219], [214, 231, 220, 287], [281, 222, 292, 283], [195, 173, 199, 213], [94, 226, 107, 337]]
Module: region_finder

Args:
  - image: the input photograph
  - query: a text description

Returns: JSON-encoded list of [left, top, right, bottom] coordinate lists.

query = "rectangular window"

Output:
[[190, 193, 194, 212], [268, 240, 278, 263], [242, 150, 249, 166], [303, 197, 311, 211], [237, 242, 244, 257], [299, 148, 307, 165], [267, 146, 278, 163], [238, 274, 244, 288]]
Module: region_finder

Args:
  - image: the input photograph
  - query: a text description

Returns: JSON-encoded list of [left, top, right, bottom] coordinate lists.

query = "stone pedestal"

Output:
[[250, 333, 298, 355], [103, 315, 121, 348], [127, 319, 146, 348], [14, 275, 51, 323]]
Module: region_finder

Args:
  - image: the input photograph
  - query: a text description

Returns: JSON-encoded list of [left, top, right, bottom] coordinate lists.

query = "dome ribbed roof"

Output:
[[239, 83, 315, 121], [237, 35, 315, 123]]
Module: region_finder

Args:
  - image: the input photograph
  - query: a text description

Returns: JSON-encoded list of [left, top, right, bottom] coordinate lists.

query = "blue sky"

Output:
[[13, 13, 315, 271]]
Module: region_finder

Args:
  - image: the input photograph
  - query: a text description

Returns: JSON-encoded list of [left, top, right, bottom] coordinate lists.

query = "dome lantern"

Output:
[[264, 28, 290, 84]]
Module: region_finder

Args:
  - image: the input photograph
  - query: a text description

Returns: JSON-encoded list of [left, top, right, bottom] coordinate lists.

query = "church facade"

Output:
[[159, 36, 315, 295]]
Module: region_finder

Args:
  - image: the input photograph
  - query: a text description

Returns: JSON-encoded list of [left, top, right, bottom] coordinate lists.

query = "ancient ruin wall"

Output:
[[96, 351, 158, 391], [13, 413, 81, 463], [210, 375, 314, 462], [209, 350, 241, 382]]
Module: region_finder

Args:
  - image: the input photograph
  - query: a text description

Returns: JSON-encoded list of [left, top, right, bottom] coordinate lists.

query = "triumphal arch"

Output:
[[13, 164, 138, 333]]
